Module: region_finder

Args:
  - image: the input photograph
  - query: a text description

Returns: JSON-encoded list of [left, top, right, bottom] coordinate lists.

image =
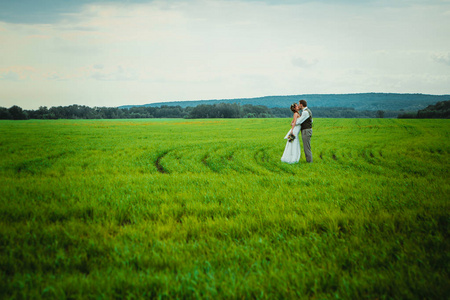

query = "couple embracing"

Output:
[[281, 99, 313, 164]]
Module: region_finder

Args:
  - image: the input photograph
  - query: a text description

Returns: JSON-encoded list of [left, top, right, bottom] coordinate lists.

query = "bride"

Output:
[[281, 103, 301, 164]]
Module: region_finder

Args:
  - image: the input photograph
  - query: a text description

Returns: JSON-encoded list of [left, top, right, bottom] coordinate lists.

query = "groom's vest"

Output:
[[301, 108, 313, 130]]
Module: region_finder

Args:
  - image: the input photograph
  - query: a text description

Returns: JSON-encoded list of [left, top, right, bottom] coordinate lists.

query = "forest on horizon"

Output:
[[1, 100, 449, 120]]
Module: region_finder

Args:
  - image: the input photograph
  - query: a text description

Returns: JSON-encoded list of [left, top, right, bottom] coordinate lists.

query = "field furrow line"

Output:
[[155, 150, 170, 174]]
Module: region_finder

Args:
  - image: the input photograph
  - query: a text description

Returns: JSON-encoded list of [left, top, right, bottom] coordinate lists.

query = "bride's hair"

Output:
[[290, 103, 297, 113]]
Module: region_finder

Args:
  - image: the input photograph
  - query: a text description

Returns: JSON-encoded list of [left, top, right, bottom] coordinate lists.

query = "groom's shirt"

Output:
[[296, 107, 313, 129]]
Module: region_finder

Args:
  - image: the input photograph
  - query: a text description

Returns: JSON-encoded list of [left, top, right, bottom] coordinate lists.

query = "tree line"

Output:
[[398, 101, 450, 119], [0, 102, 440, 120], [0, 104, 273, 120]]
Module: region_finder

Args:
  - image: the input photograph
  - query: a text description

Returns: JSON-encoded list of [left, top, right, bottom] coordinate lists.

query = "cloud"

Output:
[[431, 53, 450, 66], [1, 71, 21, 81], [292, 57, 318, 68], [0, 0, 86, 24], [41, 71, 69, 81], [1, 0, 449, 110], [27, 34, 51, 39], [0, 0, 189, 25], [1, 0, 448, 25], [0, 66, 37, 81], [84, 65, 139, 81]]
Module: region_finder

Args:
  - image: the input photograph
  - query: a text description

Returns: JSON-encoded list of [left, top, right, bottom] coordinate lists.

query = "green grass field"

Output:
[[1, 118, 449, 299]]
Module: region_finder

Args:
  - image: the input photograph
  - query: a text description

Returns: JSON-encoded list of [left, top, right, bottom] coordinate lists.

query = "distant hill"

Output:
[[119, 93, 450, 111]]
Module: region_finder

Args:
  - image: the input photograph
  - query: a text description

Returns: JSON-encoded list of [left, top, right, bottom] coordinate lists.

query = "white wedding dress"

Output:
[[281, 124, 301, 164]]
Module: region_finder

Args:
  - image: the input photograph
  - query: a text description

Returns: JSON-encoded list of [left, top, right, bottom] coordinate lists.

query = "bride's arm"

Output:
[[290, 113, 299, 134]]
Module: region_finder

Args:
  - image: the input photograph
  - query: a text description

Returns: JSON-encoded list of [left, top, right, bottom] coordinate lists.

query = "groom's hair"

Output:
[[299, 99, 307, 107]]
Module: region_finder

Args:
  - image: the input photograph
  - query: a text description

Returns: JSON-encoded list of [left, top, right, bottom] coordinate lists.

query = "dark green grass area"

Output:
[[0, 118, 449, 299]]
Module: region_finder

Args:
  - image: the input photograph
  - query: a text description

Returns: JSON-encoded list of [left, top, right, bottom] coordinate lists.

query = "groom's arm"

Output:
[[296, 110, 310, 125]]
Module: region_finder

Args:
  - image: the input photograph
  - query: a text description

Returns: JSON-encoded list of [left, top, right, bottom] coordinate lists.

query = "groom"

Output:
[[296, 100, 313, 163]]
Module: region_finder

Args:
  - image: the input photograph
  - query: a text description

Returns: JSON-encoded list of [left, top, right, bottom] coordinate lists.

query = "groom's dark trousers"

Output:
[[301, 129, 313, 163]]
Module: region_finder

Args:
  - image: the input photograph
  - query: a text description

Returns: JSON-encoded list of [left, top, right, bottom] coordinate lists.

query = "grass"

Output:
[[0, 118, 449, 299]]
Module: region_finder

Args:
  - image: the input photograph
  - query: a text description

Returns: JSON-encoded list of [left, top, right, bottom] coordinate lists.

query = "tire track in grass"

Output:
[[255, 147, 295, 175], [324, 143, 385, 172], [200, 146, 221, 173], [155, 150, 170, 174], [333, 143, 390, 175], [201, 154, 214, 172], [160, 144, 234, 174], [12, 150, 74, 175], [171, 146, 207, 173], [201, 145, 255, 174], [226, 147, 259, 175], [359, 146, 378, 165], [157, 146, 206, 174], [202, 146, 235, 174], [227, 151, 234, 161]]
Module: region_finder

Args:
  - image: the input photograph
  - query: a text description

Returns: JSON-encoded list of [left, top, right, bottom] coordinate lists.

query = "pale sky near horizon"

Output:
[[1, 0, 449, 109]]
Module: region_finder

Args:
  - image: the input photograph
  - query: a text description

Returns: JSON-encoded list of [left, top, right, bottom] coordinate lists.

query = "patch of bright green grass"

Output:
[[0, 118, 449, 298]]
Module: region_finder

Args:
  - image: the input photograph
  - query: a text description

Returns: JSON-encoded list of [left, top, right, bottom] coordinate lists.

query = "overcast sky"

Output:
[[1, 0, 449, 109]]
